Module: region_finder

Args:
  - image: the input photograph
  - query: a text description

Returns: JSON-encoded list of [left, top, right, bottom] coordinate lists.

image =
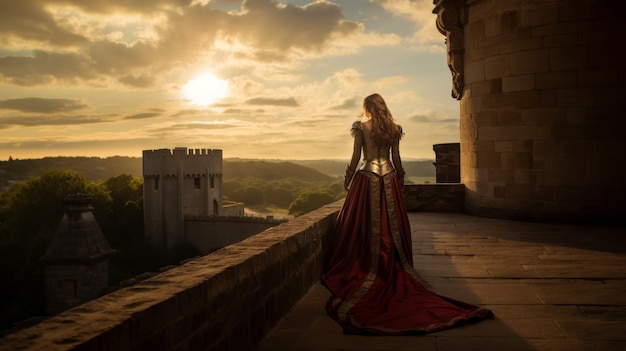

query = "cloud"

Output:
[[170, 108, 206, 117], [118, 73, 155, 88], [0, 51, 97, 86], [374, 0, 444, 45], [409, 114, 458, 124], [0, 137, 157, 156], [170, 122, 237, 130], [330, 96, 359, 110], [54, 0, 194, 14], [124, 112, 162, 120], [0, 0, 363, 88], [222, 108, 246, 114], [246, 97, 299, 107], [231, 0, 361, 52], [0, 97, 88, 113], [0, 115, 107, 127], [289, 114, 340, 128], [0, 1, 89, 48], [409, 114, 430, 123], [87, 40, 158, 73]]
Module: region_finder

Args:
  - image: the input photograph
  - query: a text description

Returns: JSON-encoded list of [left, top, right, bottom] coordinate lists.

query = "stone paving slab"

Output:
[[530, 281, 626, 305], [428, 280, 544, 305], [437, 337, 586, 351], [557, 320, 626, 341], [256, 212, 626, 351]]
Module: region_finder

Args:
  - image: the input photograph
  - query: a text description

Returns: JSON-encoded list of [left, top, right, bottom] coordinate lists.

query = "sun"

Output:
[[182, 73, 230, 106]]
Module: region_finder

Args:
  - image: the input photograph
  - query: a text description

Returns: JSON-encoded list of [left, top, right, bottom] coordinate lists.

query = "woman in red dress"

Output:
[[321, 93, 492, 335]]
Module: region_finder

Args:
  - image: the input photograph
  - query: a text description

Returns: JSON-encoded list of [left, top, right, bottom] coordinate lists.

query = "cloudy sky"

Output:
[[0, 0, 459, 161]]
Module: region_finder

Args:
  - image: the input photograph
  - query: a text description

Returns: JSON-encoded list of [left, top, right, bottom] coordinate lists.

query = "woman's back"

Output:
[[355, 120, 402, 177]]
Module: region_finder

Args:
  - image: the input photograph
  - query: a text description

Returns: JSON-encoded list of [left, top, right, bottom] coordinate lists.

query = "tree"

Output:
[[103, 174, 142, 210], [0, 169, 90, 235], [266, 187, 294, 207], [0, 169, 195, 330], [288, 191, 337, 217], [327, 182, 344, 197], [222, 180, 243, 196], [231, 186, 264, 205], [101, 174, 143, 245], [0, 169, 111, 330]]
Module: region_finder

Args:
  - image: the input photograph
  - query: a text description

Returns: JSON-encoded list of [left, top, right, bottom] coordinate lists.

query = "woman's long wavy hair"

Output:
[[360, 93, 403, 145]]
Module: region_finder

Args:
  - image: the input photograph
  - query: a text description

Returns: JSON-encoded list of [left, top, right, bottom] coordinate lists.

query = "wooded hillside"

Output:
[[0, 156, 435, 190]]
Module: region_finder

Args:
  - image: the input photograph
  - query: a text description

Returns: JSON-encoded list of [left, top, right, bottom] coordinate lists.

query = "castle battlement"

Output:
[[143, 147, 222, 158], [142, 147, 223, 178]]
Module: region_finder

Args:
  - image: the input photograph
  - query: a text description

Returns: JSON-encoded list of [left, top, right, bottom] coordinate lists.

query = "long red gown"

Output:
[[321, 170, 493, 335]]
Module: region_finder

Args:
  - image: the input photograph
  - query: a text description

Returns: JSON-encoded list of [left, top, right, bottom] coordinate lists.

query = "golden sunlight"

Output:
[[182, 73, 229, 106]]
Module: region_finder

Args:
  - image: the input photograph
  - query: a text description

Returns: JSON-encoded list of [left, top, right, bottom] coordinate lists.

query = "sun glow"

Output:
[[182, 73, 230, 106]]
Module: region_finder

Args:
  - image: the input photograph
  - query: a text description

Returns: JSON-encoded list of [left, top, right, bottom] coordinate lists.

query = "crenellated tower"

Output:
[[143, 147, 223, 249]]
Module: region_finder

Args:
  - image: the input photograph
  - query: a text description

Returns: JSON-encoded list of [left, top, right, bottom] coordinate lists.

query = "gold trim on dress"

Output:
[[383, 173, 433, 289], [336, 172, 381, 322]]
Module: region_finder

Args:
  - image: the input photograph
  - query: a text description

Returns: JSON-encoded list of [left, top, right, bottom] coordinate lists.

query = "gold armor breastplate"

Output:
[[360, 158, 395, 176], [359, 126, 395, 176]]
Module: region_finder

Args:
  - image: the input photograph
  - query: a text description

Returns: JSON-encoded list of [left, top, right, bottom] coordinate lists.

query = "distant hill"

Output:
[[0, 156, 435, 190], [223, 160, 333, 182], [0, 157, 335, 188], [0, 156, 142, 185]]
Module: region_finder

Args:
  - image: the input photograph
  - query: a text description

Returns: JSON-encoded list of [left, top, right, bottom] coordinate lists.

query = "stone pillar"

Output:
[[434, 0, 626, 221], [433, 143, 461, 183], [41, 194, 115, 315]]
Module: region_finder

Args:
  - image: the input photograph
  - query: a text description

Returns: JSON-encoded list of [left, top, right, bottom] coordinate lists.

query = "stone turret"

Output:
[[40, 193, 115, 315], [433, 0, 626, 221]]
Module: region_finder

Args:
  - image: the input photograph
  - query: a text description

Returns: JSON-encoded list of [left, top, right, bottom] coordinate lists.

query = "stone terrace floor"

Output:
[[256, 212, 626, 351]]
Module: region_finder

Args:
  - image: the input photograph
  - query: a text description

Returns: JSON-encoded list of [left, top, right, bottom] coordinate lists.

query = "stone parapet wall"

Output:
[[403, 184, 464, 212], [185, 215, 288, 254], [457, 0, 626, 221], [0, 201, 343, 351]]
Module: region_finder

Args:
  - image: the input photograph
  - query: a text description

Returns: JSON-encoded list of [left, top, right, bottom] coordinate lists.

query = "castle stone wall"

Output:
[[452, 0, 626, 221], [221, 201, 245, 217]]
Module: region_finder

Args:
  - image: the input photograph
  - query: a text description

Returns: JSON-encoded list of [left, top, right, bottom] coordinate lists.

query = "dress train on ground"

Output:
[[321, 171, 493, 335]]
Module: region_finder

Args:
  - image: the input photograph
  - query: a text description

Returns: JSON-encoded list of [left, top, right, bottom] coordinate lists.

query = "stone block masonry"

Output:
[[0, 201, 343, 351], [185, 215, 288, 254], [439, 0, 626, 221], [143, 147, 224, 250], [403, 184, 465, 213]]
